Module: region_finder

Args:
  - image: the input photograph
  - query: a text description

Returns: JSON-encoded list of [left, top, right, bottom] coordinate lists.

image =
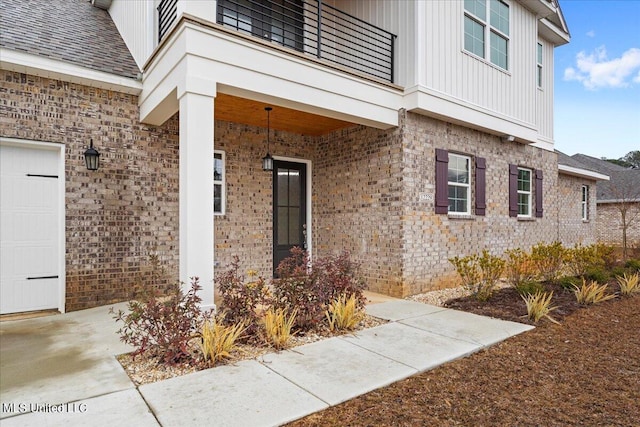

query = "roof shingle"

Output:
[[1, 0, 139, 79]]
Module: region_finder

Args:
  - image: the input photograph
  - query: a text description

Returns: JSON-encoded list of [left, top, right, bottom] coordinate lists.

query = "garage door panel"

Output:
[[1, 142, 62, 314]]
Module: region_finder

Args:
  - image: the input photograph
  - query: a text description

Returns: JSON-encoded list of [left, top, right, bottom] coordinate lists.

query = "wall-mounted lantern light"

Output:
[[262, 106, 274, 171], [84, 139, 100, 171]]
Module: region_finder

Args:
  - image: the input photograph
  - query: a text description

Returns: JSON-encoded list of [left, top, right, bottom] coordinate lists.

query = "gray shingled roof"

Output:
[[568, 154, 640, 202], [1, 0, 139, 79], [570, 153, 628, 174], [557, 150, 602, 173]]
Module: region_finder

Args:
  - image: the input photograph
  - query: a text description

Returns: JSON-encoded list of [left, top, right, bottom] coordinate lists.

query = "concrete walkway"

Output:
[[0, 299, 533, 426]]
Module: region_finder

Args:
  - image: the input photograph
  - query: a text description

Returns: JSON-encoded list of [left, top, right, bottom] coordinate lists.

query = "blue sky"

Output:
[[554, 0, 640, 159]]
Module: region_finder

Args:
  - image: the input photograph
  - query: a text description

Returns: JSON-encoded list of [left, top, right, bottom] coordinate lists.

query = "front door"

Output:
[[273, 160, 307, 274]]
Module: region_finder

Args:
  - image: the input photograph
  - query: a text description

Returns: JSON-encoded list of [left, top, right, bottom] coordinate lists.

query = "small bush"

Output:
[[582, 267, 609, 284], [216, 257, 271, 337], [625, 259, 640, 272], [530, 241, 567, 282], [556, 275, 581, 290], [272, 248, 366, 330], [566, 244, 605, 277], [111, 278, 205, 365], [450, 250, 505, 301], [573, 279, 616, 305], [514, 280, 546, 296], [262, 308, 297, 350], [505, 249, 536, 288], [200, 314, 245, 365], [326, 294, 365, 332], [522, 291, 558, 324], [616, 273, 640, 296]]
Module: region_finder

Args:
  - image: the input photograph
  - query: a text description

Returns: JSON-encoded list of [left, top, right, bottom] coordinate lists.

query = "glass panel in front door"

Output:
[[273, 162, 306, 274]]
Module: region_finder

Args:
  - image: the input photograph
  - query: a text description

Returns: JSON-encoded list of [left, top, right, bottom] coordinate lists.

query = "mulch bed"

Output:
[[289, 290, 640, 426]]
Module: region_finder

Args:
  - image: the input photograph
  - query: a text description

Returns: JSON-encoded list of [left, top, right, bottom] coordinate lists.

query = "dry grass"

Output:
[[573, 279, 616, 305], [199, 316, 245, 364], [521, 291, 559, 324], [262, 307, 297, 349], [616, 272, 640, 296], [326, 294, 365, 332]]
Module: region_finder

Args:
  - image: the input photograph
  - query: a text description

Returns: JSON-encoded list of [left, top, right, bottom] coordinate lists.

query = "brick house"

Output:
[[0, 0, 603, 315], [567, 154, 640, 249]]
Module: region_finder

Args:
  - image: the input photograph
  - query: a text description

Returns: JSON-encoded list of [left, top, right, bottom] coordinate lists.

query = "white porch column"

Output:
[[178, 87, 215, 310]]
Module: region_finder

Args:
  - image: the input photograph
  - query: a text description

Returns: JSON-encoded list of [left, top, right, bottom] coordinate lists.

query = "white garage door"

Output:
[[1, 142, 63, 314]]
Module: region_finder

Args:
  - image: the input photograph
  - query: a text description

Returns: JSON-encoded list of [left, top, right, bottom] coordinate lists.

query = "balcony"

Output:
[[158, 0, 396, 83]]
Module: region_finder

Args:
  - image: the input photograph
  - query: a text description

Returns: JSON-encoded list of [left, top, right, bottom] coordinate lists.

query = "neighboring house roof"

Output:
[[569, 154, 640, 203], [557, 151, 609, 181], [0, 0, 139, 79]]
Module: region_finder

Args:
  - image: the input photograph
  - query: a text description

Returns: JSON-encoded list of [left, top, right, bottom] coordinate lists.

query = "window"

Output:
[[537, 42, 543, 87], [448, 154, 472, 214], [464, 0, 510, 70], [509, 165, 543, 218], [582, 185, 589, 221], [517, 167, 532, 217], [214, 151, 225, 215], [436, 150, 486, 216]]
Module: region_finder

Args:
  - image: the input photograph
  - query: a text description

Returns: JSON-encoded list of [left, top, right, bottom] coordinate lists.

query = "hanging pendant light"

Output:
[[262, 106, 274, 171]]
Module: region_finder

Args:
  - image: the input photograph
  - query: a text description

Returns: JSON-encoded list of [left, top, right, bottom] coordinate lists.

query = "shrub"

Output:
[[582, 267, 610, 284], [625, 259, 640, 272], [522, 291, 559, 324], [514, 280, 546, 296], [616, 273, 640, 296], [262, 308, 297, 350], [530, 241, 567, 282], [272, 248, 366, 330], [326, 293, 366, 332], [449, 250, 505, 301], [565, 244, 605, 277], [505, 249, 536, 288], [111, 278, 204, 365], [215, 257, 271, 337], [556, 275, 581, 290], [200, 314, 245, 365], [572, 279, 616, 305], [593, 243, 616, 269]]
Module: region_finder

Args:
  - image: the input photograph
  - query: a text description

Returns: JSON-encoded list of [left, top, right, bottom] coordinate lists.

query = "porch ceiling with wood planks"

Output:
[[215, 94, 354, 136]]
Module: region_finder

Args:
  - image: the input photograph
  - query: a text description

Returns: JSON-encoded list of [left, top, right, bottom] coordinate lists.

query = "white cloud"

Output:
[[563, 46, 640, 90], [586, 30, 595, 38]]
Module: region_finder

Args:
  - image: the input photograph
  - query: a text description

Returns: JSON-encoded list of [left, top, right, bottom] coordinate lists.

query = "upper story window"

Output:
[[464, 0, 510, 70], [448, 153, 472, 214], [582, 185, 589, 221], [214, 151, 226, 215], [537, 42, 543, 87], [517, 167, 532, 217]]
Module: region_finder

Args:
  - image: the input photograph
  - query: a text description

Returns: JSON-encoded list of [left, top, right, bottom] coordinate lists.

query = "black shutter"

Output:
[[535, 169, 543, 218], [475, 157, 486, 216], [509, 164, 518, 217], [435, 149, 449, 214]]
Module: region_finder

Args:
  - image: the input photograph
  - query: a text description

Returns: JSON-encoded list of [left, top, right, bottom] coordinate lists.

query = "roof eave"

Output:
[[539, 17, 570, 46], [558, 164, 610, 181], [0, 48, 142, 95]]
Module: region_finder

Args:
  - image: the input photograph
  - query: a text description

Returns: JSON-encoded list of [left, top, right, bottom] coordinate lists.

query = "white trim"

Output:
[[447, 153, 472, 215], [517, 166, 532, 218], [0, 137, 66, 313], [558, 164, 609, 181], [581, 185, 589, 221], [273, 155, 313, 258], [0, 48, 142, 95], [214, 150, 226, 215]]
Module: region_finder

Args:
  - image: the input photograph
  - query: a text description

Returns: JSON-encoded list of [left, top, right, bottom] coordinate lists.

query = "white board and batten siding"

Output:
[[0, 139, 65, 314], [109, 0, 158, 69], [327, 0, 555, 145]]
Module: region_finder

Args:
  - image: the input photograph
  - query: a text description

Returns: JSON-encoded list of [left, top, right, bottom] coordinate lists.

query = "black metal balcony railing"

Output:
[[157, 0, 396, 83], [158, 0, 178, 42]]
